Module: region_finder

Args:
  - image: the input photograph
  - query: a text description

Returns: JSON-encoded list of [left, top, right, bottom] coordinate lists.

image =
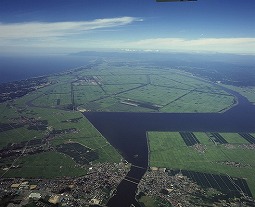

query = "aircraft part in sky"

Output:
[[156, 0, 197, 2]]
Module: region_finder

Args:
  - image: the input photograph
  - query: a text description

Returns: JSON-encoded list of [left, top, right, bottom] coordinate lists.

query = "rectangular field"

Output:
[[148, 131, 255, 197], [161, 91, 234, 113], [0, 105, 122, 178], [12, 61, 236, 113]]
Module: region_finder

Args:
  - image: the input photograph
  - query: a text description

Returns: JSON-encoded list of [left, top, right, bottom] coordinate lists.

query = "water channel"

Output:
[[84, 87, 255, 207]]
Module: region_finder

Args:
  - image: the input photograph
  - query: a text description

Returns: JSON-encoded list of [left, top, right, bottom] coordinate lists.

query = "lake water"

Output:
[[85, 87, 255, 207]]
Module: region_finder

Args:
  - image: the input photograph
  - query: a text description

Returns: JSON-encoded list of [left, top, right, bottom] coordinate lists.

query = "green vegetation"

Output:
[[218, 133, 250, 144], [138, 195, 172, 207], [2, 151, 86, 178], [148, 132, 255, 197], [161, 91, 234, 112], [0, 127, 44, 149], [0, 60, 243, 179], [13, 61, 235, 113], [222, 84, 255, 104], [120, 85, 187, 106], [139, 195, 157, 207], [0, 101, 121, 178]]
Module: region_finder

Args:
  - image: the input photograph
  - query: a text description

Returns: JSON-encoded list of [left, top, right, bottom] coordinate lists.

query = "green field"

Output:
[[0, 60, 244, 179], [138, 195, 172, 207], [15, 61, 236, 113], [2, 151, 86, 178], [148, 131, 255, 197], [221, 84, 255, 105], [0, 103, 122, 178]]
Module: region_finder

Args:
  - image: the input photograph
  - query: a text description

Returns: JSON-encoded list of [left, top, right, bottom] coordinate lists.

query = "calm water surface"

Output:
[[85, 87, 255, 207], [0, 55, 89, 83]]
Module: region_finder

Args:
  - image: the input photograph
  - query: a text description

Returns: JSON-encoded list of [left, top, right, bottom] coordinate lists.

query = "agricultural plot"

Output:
[[0, 104, 122, 178], [222, 84, 255, 105], [0, 104, 18, 122], [31, 82, 72, 108], [179, 132, 200, 146], [51, 83, 72, 94], [207, 132, 228, 144], [161, 91, 234, 113], [0, 60, 243, 179], [0, 127, 44, 149], [218, 133, 250, 144], [100, 74, 148, 85], [148, 131, 255, 197], [85, 97, 120, 111], [73, 85, 106, 104], [10, 61, 236, 113], [94, 97, 153, 112], [150, 74, 194, 90], [239, 133, 255, 144], [102, 83, 142, 95], [138, 195, 172, 207], [179, 170, 252, 198], [33, 92, 71, 107], [120, 85, 188, 107], [2, 151, 85, 178], [56, 143, 99, 165]]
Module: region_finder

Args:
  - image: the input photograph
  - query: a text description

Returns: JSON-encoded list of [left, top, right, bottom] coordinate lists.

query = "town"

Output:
[[0, 77, 50, 103], [137, 168, 255, 207], [0, 162, 130, 207]]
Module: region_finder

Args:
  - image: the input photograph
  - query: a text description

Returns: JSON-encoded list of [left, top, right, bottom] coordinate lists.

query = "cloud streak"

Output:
[[72, 37, 255, 54], [0, 17, 254, 55], [0, 17, 142, 39], [122, 38, 255, 54], [128, 37, 255, 47]]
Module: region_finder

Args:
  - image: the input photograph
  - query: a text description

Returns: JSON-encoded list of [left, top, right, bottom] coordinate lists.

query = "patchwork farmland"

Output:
[[23, 61, 235, 113], [148, 131, 255, 197]]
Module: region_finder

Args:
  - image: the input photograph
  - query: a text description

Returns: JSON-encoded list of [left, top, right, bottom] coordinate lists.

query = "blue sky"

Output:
[[0, 0, 255, 54]]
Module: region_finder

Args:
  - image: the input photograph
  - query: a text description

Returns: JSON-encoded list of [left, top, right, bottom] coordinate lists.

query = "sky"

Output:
[[0, 0, 255, 55]]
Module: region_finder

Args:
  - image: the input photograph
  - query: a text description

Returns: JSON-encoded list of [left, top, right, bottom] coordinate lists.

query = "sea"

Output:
[[0, 55, 89, 83]]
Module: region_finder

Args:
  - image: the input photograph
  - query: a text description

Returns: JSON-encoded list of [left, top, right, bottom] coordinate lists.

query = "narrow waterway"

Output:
[[84, 87, 255, 207]]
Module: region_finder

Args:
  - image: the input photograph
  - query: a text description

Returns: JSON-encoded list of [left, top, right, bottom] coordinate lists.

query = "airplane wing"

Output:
[[156, 0, 197, 2]]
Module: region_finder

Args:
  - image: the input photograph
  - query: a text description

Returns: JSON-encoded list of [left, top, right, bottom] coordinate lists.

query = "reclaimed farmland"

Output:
[[179, 132, 200, 146], [208, 132, 228, 144], [239, 133, 255, 144]]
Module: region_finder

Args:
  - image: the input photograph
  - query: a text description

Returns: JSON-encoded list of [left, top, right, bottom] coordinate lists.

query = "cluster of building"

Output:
[[239, 144, 255, 150], [0, 162, 130, 207], [137, 168, 255, 207], [0, 77, 50, 103], [138, 168, 204, 206], [224, 143, 255, 150], [216, 161, 252, 169], [192, 144, 207, 153], [72, 162, 130, 204], [72, 76, 99, 86]]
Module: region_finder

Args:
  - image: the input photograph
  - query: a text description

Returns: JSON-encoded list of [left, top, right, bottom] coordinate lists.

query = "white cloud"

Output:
[[127, 37, 254, 47], [54, 37, 254, 54], [122, 37, 255, 54], [69, 37, 255, 54], [0, 17, 254, 55], [0, 17, 142, 40]]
